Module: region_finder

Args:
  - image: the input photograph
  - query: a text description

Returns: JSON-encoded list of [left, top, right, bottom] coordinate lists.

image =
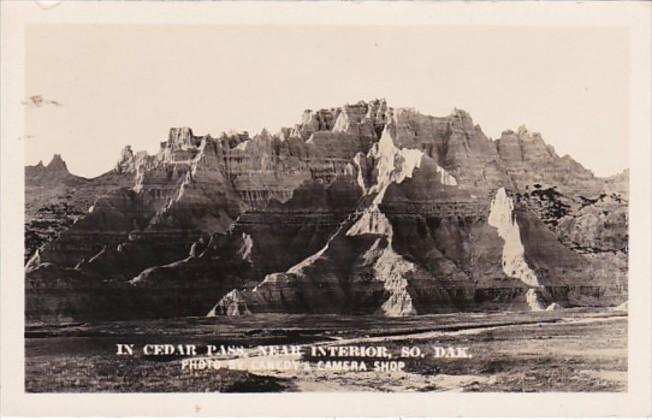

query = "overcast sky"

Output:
[[26, 25, 628, 178]]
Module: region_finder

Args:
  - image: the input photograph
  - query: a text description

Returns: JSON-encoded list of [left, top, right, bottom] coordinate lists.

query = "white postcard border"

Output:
[[1, 1, 650, 416]]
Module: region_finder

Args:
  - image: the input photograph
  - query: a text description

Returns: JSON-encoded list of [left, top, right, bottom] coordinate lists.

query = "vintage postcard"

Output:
[[1, 0, 650, 417]]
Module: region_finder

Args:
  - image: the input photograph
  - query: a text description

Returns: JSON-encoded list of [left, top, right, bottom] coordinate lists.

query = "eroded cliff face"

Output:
[[25, 155, 136, 263], [488, 188, 540, 288], [25, 99, 628, 321]]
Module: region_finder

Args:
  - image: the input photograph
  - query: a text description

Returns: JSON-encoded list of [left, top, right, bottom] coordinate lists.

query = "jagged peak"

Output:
[[516, 125, 544, 141], [102, 102, 599, 185], [344, 98, 386, 108], [559, 153, 594, 176], [45, 154, 68, 172], [169, 126, 194, 139], [119, 145, 135, 161], [165, 126, 207, 151], [450, 107, 472, 119], [606, 168, 629, 179], [26, 153, 81, 181], [307, 98, 388, 116], [115, 145, 137, 173], [25, 160, 45, 172], [500, 125, 544, 142]]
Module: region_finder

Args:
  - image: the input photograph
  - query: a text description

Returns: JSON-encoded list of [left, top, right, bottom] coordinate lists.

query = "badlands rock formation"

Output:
[[25, 155, 89, 262], [25, 99, 628, 321], [25, 155, 137, 263]]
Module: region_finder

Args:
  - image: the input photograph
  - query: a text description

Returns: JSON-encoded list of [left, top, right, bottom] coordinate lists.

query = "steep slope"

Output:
[[603, 169, 629, 199], [212, 108, 626, 316], [495, 126, 604, 196], [25, 155, 89, 262], [24, 155, 136, 262], [25, 99, 628, 321]]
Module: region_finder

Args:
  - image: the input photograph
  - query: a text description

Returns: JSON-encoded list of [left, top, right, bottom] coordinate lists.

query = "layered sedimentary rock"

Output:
[[25, 156, 88, 262], [25, 99, 628, 321], [495, 126, 604, 196], [25, 155, 137, 262]]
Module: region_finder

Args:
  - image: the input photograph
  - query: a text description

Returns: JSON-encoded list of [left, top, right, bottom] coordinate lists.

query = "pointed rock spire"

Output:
[[45, 154, 69, 173]]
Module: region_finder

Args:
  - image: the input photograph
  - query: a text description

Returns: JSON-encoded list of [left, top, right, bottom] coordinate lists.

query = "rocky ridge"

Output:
[[25, 99, 628, 321]]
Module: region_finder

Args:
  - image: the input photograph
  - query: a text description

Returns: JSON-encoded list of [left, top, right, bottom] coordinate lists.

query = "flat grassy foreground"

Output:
[[25, 308, 626, 392]]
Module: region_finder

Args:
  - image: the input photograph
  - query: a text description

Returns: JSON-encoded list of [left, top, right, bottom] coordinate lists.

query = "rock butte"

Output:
[[24, 99, 628, 321]]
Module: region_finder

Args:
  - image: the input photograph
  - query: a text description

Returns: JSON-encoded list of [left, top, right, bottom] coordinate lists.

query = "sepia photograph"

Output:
[[1, 0, 650, 417]]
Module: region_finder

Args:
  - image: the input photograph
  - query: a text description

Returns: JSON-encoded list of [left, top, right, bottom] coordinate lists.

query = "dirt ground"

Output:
[[25, 308, 627, 392]]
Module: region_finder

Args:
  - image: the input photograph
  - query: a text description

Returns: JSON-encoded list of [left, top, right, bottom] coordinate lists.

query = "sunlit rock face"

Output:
[[25, 99, 628, 321], [488, 187, 539, 288]]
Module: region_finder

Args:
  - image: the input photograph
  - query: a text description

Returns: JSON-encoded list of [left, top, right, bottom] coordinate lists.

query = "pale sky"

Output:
[[26, 25, 629, 178]]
